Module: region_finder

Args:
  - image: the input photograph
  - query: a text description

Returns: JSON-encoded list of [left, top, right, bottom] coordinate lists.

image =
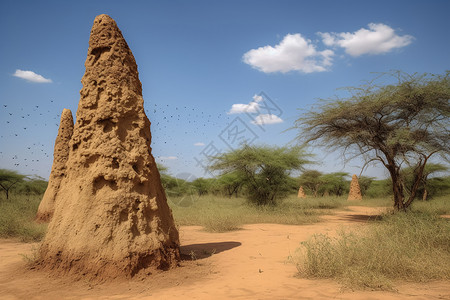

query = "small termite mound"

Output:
[[348, 174, 363, 201], [297, 186, 306, 198], [36, 108, 74, 222]]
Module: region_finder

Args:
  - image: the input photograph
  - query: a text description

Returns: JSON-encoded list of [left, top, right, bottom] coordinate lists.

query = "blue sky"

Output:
[[0, 0, 449, 180]]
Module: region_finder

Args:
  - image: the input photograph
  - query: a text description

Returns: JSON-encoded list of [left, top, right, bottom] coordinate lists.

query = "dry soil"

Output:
[[1, 206, 449, 300]]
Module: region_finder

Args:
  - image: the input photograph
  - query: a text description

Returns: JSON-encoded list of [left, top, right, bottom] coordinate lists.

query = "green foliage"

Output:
[[13, 177, 48, 196], [0, 169, 27, 199], [295, 210, 450, 290], [160, 173, 194, 197], [0, 194, 47, 242], [298, 170, 322, 197], [156, 163, 168, 174], [425, 176, 450, 198], [298, 171, 351, 197], [358, 176, 374, 196], [318, 172, 349, 196], [401, 163, 449, 200], [285, 175, 301, 195], [215, 172, 245, 197], [365, 179, 392, 198], [294, 71, 450, 210], [191, 178, 212, 196], [209, 145, 311, 205]]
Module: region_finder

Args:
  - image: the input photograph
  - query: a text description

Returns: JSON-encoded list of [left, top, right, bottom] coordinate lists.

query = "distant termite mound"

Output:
[[297, 186, 306, 198], [38, 14, 180, 279], [36, 109, 73, 222], [347, 174, 363, 201]]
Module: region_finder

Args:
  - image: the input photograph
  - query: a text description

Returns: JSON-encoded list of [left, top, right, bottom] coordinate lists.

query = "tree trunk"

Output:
[[233, 186, 239, 198], [404, 160, 428, 209], [313, 184, 319, 197], [422, 189, 428, 201], [386, 161, 405, 211]]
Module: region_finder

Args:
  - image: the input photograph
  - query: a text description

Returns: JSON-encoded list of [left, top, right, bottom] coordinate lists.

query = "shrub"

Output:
[[295, 211, 450, 290]]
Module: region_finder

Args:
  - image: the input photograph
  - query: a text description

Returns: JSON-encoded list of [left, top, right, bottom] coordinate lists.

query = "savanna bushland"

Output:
[[1, 163, 449, 290], [293, 71, 450, 211]]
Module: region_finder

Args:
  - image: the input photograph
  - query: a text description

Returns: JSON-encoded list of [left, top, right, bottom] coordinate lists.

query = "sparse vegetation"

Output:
[[2, 171, 449, 292], [209, 144, 312, 206], [294, 71, 450, 210], [0, 193, 47, 242], [169, 195, 346, 232], [0, 169, 27, 199], [410, 195, 450, 215], [295, 202, 450, 290]]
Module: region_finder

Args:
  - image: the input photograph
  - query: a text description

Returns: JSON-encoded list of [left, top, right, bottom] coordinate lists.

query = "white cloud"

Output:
[[194, 142, 205, 146], [251, 114, 283, 125], [318, 23, 414, 57], [242, 33, 334, 73], [13, 69, 52, 83], [228, 94, 264, 114], [158, 156, 178, 160], [228, 102, 259, 114]]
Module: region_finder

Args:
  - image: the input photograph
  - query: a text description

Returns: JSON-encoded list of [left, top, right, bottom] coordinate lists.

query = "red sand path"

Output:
[[1, 206, 449, 299]]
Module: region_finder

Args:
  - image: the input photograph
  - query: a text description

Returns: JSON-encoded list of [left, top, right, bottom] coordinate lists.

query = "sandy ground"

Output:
[[1, 206, 449, 300]]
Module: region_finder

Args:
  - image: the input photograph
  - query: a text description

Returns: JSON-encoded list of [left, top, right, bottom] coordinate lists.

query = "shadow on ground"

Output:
[[336, 214, 384, 223], [180, 241, 241, 260]]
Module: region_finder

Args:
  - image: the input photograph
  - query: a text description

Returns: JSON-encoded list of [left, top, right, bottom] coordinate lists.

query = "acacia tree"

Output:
[[294, 72, 449, 211], [216, 172, 245, 198], [401, 163, 448, 201], [191, 178, 212, 196], [209, 145, 310, 205], [298, 170, 323, 197], [0, 169, 27, 200], [319, 172, 349, 196], [358, 176, 374, 196]]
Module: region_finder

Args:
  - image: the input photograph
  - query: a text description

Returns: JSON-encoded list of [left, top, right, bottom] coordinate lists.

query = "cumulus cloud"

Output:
[[158, 156, 178, 160], [318, 23, 414, 57], [194, 142, 205, 146], [251, 114, 283, 125], [228, 94, 263, 114], [13, 69, 52, 83], [228, 102, 259, 114], [243, 34, 334, 73]]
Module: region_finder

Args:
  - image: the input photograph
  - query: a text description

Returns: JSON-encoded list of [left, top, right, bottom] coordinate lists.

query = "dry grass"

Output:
[[0, 194, 47, 242], [294, 201, 450, 290], [169, 195, 346, 232]]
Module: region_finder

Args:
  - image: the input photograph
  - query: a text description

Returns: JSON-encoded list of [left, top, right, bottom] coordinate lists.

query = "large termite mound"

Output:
[[347, 174, 363, 201], [38, 14, 180, 279], [297, 186, 306, 198], [36, 108, 74, 222]]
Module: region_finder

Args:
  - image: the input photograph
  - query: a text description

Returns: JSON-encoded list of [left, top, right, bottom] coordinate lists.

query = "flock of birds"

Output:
[[0, 98, 231, 177]]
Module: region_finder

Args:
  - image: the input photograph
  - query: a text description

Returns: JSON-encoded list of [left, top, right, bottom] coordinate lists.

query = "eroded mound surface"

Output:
[[348, 174, 363, 201], [36, 108, 74, 222], [38, 14, 180, 279], [297, 186, 306, 198]]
